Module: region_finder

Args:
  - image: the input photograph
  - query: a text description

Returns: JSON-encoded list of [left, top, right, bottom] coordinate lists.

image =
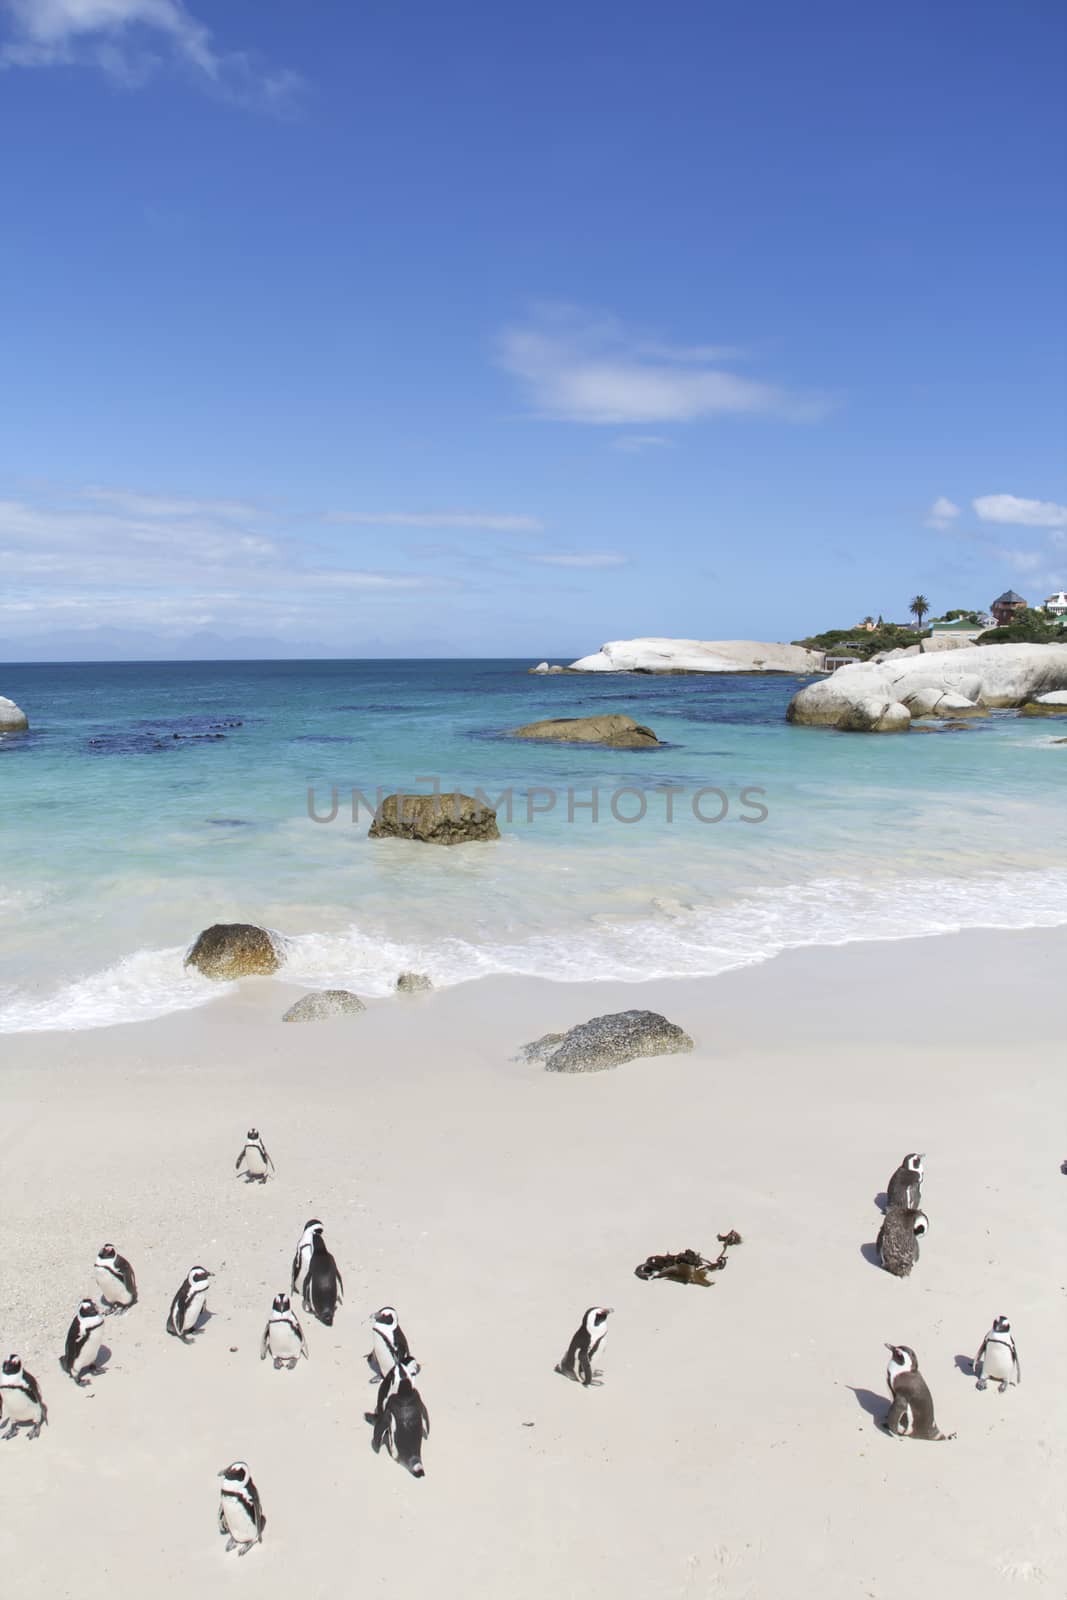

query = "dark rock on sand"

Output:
[[520, 1010, 693, 1073], [396, 972, 433, 993], [185, 922, 281, 980], [511, 714, 661, 749], [282, 989, 365, 1022], [369, 792, 500, 844]]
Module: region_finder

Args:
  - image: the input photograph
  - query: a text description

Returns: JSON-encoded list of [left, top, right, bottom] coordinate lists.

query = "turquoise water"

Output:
[[1, 658, 1064, 1031]]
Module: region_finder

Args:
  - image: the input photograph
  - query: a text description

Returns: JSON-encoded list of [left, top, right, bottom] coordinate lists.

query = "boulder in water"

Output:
[[1020, 690, 1067, 716], [396, 972, 433, 993], [511, 714, 660, 748], [185, 923, 280, 980], [282, 989, 365, 1022], [0, 695, 28, 732], [368, 792, 500, 844], [519, 1010, 693, 1073]]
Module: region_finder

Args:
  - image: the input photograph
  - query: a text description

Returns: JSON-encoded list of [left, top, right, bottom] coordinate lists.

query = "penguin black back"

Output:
[[302, 1229, 343, 1326], [372, 1362, 429, 1478]]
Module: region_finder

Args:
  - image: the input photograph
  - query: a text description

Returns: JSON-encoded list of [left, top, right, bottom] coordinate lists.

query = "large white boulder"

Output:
[[568, 638, 824, 674], [0, 695, 28, 732], [788, 643, 1067, 731]]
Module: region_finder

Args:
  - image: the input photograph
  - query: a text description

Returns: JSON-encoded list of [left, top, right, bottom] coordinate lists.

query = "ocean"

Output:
[[1, 658, 1064, 1032]]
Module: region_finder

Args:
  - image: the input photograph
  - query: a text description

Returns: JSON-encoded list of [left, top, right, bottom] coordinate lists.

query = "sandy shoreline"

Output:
[[2, 927, 1065, 1597]]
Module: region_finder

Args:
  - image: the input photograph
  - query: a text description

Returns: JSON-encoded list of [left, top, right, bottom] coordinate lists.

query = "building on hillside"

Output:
[[1044, 591, 1067, 617], [990, 590, 1027, 627], [928, 618, 988, 641]]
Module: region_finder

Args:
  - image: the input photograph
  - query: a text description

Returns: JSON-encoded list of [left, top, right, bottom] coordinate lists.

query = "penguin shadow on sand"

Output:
[[859, 1242, 882, 1269], [846, 1386, 890, 1426], [954, 1354, 976, 1377], [873, 1191, 889, 1212]]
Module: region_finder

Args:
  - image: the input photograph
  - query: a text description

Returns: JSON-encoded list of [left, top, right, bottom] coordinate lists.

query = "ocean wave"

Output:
[[3, 867, 1066, 1034]]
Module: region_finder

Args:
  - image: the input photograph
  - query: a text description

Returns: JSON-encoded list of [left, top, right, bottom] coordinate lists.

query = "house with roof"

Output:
[[928, 617, 988, 641], [1044, 591, 1067, 618], [990, 590, 1028, 626]]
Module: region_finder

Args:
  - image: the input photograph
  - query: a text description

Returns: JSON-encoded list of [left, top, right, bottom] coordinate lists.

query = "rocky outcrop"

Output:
[[282, 989, 365, 1022], [874, 635, 984, 662], [511, 714, 660, 748], [0, 695, 28, 732], [834, 698, 911, 733], [787, 644, 1067, 732], [518, 1010, 694, 1073], [185, 923, 281, 980], [528, 662, 566, 674], [1020, 691, 1067, 716], [568, 638, 825, 674], [396, 971, 433, 993], [368, 792, 500, 844]]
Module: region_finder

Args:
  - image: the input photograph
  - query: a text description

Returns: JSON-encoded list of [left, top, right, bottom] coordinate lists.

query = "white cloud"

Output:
[[925, 495, 960, 529], [530, 552, 628, 569], [985, 546, 1044, 575], [0, 0, 302, 108], [610, 434, 674, 454], [80, 486, 262, 520], [325, 510, 543, 533], [972, 493, 1067, 529], [497, 306, 828, 426]]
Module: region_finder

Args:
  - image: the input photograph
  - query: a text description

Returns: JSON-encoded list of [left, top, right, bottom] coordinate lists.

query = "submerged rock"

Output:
[[1020, 690, 1067, 716], [0, 695, 28, 732], [369, 792, 500, 844], [185, 923, 280, 980], [282, 989, 365, 1022], [520, 1010, 694, 1073], [396, 972, 433, 993], [511, 713, 661, 748]]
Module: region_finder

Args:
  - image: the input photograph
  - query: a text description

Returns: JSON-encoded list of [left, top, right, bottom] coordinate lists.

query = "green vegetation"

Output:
[[909, 594, 930, 627], [940, 608, 981, 623], [976, 608, 1066, 645], [792, 622, 928, 661]]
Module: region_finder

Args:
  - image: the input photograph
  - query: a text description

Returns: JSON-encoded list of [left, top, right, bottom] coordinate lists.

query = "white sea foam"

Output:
[[3, 868, 1066, 1034]]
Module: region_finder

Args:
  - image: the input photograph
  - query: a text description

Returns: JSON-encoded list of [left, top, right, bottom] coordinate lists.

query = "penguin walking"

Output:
[[555, 1307, 613, 1387], [290, 1219, 323, 1297], [973, 1316, 1020, 1392], [0, 1355, 48, 1440], [166, 1266, 213, 1342], [59, 1300, 105, 1385], [886, 1153, 924, 1212], [369, 1358, 429, 1478], [217, 1461, 266, 1554], [94, 1244, 138, 1314], [235, 1128, 274, 1184], [260, 1293, 308, 1370], [883, 1344, 954, 1439], [367, 1306, 419, 1383], [301, 1225, 343, 1326], [876, 1208, 929, 1277]]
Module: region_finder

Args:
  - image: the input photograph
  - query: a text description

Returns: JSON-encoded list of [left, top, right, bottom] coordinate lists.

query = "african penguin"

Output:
[[886, 1153, 924, 1212], [876, 1208, 929, 1277], [370, 1358, 429, 1478], [0, 1355, 48, 1440], [217, 1461, 266, 1554], [290, 1219, 323, 1297], [59, 1299, 105, 1385], [94, 1244, 138, 1314], [883, 1344, 954, 1440], [367, 1305, 419, 1382], [301, 1226, 343, 1327], [973, 1316, 1020, 1392], [166, 1266, 212, 1342], [260, 1293, 308, 1369], [235, 1128, 274, 1183], [555, 1307, 613, 1387]]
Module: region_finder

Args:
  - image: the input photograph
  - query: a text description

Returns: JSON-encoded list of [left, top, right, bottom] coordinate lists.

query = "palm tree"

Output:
[[909, 594, 930, 629]]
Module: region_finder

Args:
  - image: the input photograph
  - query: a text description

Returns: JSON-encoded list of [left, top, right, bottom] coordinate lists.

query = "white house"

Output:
[[1044, 591, 1067, 617]]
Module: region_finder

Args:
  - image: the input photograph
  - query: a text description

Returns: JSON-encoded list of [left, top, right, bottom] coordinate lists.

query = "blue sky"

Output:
[[1, 0, 1064, 660]]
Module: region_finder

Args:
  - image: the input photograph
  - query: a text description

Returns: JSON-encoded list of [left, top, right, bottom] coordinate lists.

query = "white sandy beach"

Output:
[[2, 927, 1065, 1598]]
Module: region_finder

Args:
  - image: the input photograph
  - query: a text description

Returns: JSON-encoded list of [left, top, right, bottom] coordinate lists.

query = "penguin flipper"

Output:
[[235, 1149, 246, 1172], [883, 1394, 908, 1436], [577, 1346, 593, 1387], [218, 1503, 228, 1536], [420, 1400, 430, 1438], [260, 1325, 269, 1361]]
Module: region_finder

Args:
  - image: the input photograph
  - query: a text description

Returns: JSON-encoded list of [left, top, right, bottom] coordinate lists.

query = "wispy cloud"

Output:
[[610, 434, 674, 454], [0, 0, 303, 110], [925, 495, 960, 530], [529, 552, 628, 569], [985, 545, 1044, 575], [325, 509, 544, 533], [496, 305, 829, 427], [973, 493, 1067, 529]]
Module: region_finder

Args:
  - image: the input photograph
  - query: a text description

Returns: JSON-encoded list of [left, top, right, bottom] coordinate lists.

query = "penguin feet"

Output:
[[998, 1381, 1009, 1394], [273, 1358, 284, 1370], [976, 1378, 988, 1391], [224, 1537, 237, 1553]]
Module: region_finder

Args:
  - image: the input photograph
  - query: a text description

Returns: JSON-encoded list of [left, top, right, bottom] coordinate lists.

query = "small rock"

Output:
[[369, 792, 500, 844], [185, 923, 281, 980], [282, 989, 366, 1023], [396, 972, 433, 993], [521, 1011, 694, 1074]]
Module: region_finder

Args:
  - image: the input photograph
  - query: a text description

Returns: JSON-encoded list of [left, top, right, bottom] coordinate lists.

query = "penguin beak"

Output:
[[884, 1344, 897, 1352]]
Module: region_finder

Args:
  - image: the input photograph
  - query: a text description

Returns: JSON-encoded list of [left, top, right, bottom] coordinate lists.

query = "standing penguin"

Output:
[[886, 1153, 924, 1212], [59, 1300, 105, 1385], [0, 1355, 48, 1439], [973, 1316, 1020, 1392], [217, 1461, 266, 1554], [290, 1219, 323, 1297], [555, 1307, 613, 1387], [301, 1226, 343, 1326], [883, 1344, 954, 1440], [94, 1244, 138, 1314], [370, 1358, 429, 1478], [260, 1293, 308, 1370], [367, 1306, 419, 1382], [235, 1129, 274, 1184], [876, 1209, 929, 1277], [166, 1266, 213, 1342]]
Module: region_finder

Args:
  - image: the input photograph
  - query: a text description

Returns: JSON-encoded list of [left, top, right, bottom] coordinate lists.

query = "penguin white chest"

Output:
[[181, 1287, 207, 1333], [221, 1495, 257, 1542], [244, 1146, 266, 1176], [1, 1387, 39, 1424], [373, 1330, 395, 1377], [982, 1341, 1015, 1383], [96, 1266, 132, 1306], [73, 1324, 103, 1376], [269, 1320, 301, 1360]]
